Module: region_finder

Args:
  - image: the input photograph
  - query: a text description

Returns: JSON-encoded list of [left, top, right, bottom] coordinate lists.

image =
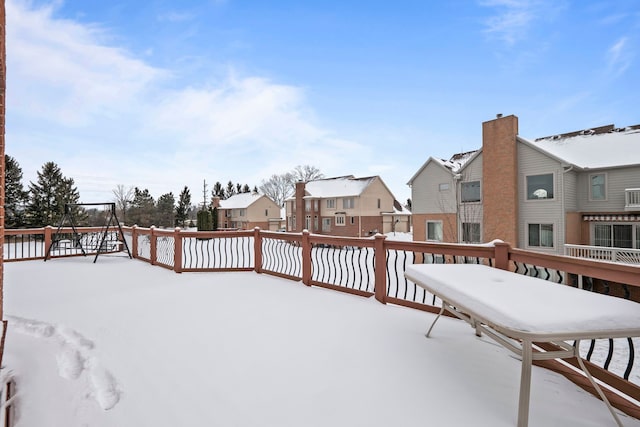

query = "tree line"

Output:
[[4, 155, 324, 229]]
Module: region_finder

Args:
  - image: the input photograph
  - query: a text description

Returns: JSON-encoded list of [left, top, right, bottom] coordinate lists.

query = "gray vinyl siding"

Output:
[[576, 165, 640, 212], [457, 153, 483, 238], [562, 169, 578, 211], [517, 143, 565, 254], [410, 162, 456, 214]]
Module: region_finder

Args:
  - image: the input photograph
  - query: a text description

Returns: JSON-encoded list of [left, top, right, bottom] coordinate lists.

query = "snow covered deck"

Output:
[[3, 256, 640, 427]]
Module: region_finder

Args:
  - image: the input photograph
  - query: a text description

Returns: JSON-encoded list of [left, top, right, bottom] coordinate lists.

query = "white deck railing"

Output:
[[625, 188, 640, 211], [565, 244, 640, 264]]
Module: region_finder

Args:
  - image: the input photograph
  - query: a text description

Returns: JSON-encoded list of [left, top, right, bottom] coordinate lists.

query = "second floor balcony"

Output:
[[626, 188, 640, 211]]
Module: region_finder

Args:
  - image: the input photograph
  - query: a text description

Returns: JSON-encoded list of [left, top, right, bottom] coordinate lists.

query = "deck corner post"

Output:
[[174, 227, 182, 273], [44, 225, 52, 257], [150, 226, 157, 265], [254, 227, 262, 274], [374, 233, 387, 304], [302, 229, 312, 286], [494, 241, 511, 271]]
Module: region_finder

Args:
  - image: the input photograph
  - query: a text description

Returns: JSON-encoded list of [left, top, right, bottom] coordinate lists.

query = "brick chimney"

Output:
[[295, 181, 306, 232], [482, 114, 519, 246]]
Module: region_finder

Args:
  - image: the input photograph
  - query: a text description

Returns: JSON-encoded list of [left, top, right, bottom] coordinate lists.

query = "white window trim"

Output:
[[525, 172, 555, 202], [335, 214, 346, 226], [460, 180, 482, 204], [526, 222, 555, 249], [588, 172, 608, 202], [460, 222, 481, 243], [426, 220, 443, 242]]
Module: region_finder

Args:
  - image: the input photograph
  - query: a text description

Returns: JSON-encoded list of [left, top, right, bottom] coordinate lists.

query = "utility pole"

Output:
[[202, 179, 208, 210]]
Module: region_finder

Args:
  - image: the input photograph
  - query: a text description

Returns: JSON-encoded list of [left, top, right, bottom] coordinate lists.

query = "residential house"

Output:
[[286, 175, 410, 237], [408, 114, 640, 255], [213, 192, 282, 231]]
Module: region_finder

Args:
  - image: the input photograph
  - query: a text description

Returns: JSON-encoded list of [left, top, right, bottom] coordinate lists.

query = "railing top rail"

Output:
[[625, 188, 640, 191], [510, 247, 640, 287], [565, 244, 640, 253], [260, 231, 303, 243], [176, 229, 254, 239], [385, 239, 498, 257], [308, 233, 376, 248]]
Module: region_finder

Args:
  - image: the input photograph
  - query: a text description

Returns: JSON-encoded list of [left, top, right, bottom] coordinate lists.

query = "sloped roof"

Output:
[[219, 192, 264, 209], [407, 150, 478, 185], [521, 126, 640, 169], [304, 175, 377, 198]]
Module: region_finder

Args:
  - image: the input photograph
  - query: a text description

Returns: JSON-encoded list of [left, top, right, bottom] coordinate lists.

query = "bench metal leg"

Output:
[[574, 340, 623, 427], [426, 303, 445, 338], [517, 340, 533, 427]]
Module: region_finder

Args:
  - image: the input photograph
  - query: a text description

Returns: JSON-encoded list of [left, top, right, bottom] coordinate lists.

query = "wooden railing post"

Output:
[[374, 233, 387, 304], [150, 226, 157, 265], [302, 230, 311, 286], [174, 227, 182, 273], [131, 225, 138, 259], [254, 227, 262, 274], [44, 225, 52, 256], [494, 241, 510, 271]]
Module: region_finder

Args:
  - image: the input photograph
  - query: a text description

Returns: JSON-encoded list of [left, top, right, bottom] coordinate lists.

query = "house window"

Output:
[[350, 216, 355, 225], [343, 198, 355, 209], [314, 216, 318, 230], [438, 183, 450, 191], [528, 224, 554, 247], [590, 173, 606, 201], [305, 200, 312, 211], [326, 199, 335, 209], [239, 209, 245, 217], [336, 214, 346, 226], [265, 209, 268, 216], [526, 174, 554, 200], [322, 218, 331, 232], [291, 201, 296, 212], [305, 215, 311, 230], [377, 198, 381, 209], [426, 221, 443, 242], [594, 224, 634, 248], [462, 222, 481, 243], [461, 181, 481, 203]]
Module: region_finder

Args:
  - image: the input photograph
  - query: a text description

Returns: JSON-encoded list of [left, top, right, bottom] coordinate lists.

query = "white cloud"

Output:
[[479, 0, 563, 47], [606, 37, 633, 78], [5, 0, 371, 202]]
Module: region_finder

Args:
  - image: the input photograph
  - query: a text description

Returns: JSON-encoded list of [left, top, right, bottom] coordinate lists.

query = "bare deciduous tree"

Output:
[[292, 165, 324, 182], [113, 184, 134, 224]]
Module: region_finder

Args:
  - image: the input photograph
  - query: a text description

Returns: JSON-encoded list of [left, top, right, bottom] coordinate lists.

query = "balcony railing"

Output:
[[565, 244, 640, 265], [626, 188, 640, 211], [3, 225, 640, 420]]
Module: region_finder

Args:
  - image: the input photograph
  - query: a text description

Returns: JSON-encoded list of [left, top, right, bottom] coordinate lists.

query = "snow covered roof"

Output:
[[407, 150, 478, 185], [303, 175, 376, 198], [521, 125, 640, 169], [218, 192, 263, 209]]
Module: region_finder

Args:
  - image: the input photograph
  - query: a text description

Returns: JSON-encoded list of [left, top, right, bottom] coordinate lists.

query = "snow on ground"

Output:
[[2, 256, 639, 427]]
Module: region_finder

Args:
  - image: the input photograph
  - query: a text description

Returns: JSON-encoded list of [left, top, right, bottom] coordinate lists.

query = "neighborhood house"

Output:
[[286, 175, 411, 237], [213, 192, 283, 231], [408, 114, 640, 256]]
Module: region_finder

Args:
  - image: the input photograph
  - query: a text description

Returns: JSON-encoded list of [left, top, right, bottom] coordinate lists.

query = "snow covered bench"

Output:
[[404, 263, 640, 427]]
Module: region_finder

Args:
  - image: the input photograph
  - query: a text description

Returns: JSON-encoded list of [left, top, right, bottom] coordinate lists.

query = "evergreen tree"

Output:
[[225, 181, 236, 199], [212, 181, 225, 199], [236, 183, 242, 194], [4, 155, 29, 228], [175, 186, 191, 227], [128, 188, 155, 227], [156, 192, 176, 227], [242, 184, 251, 193], [26, 162, 81, 227], [212, 206, 219, 230]]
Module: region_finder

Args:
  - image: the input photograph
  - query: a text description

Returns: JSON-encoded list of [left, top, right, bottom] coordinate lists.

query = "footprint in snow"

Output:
[[6, 315, 122, 410]]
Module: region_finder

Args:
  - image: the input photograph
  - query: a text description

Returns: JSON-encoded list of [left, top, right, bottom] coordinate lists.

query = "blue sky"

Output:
[[6, 0, 639, 206]]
